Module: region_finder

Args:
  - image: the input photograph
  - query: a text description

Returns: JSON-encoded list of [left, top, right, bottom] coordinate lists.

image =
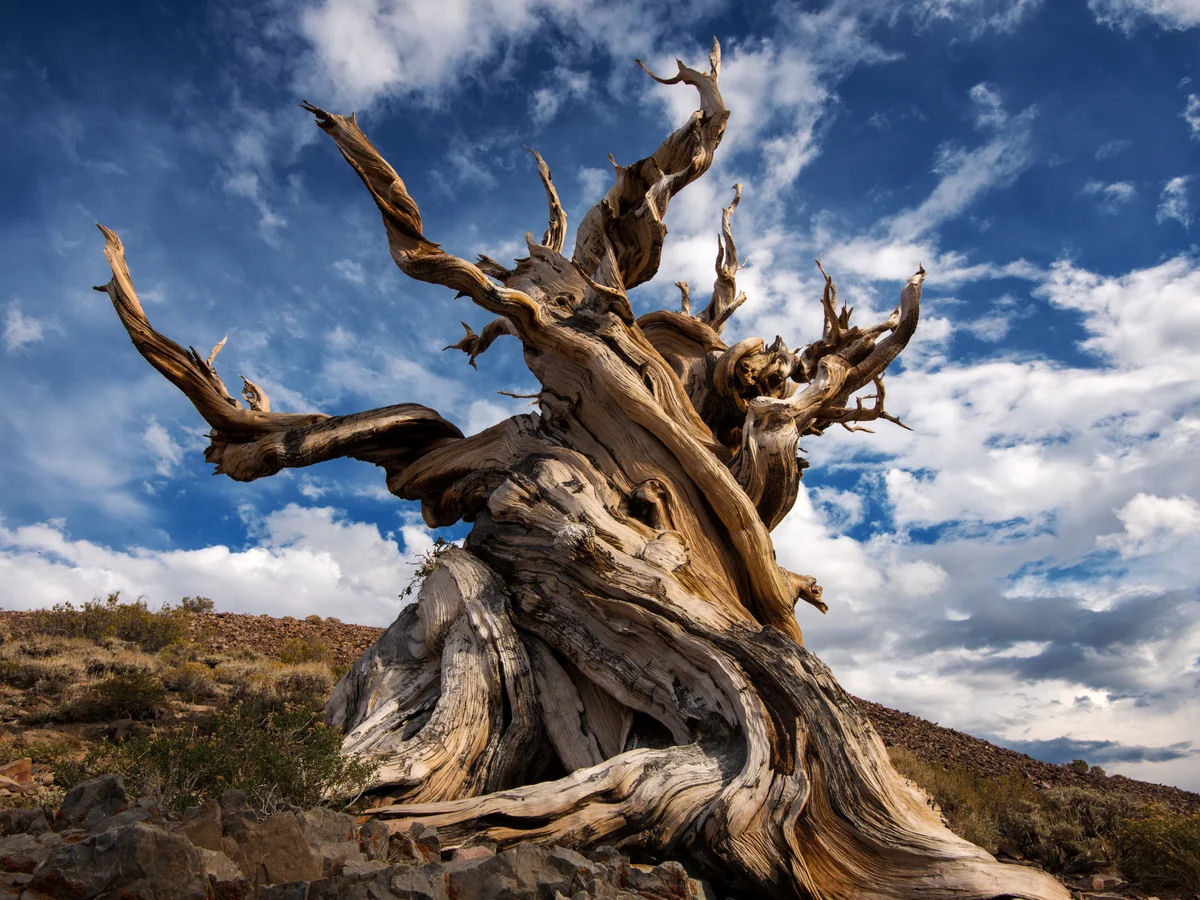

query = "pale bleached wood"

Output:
[[94, 40, 1069, 900]]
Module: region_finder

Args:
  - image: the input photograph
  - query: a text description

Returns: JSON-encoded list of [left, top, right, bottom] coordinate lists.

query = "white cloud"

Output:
[[911, 0, 1043, 36], [770, 253, 1200, 788], [332, 258, 366, 284], [576, 166, 610, 205], [1089, 0, 1200, 31], [0, 504, 435, 626], [885, 102, 1036, 241], [4, 302, 53, 352], [529, 68, 590, 127], [1094, 138, 1131, 160], [1184, 93, 1200, 139], [141, 417, 183, 478], [1156, 175, 1192, 228], [1081, 179, 1137, 212], [1099, 492, 1200, 556], [224, 170, 287, 240], [1038, 254, 1200, 364], [967, 82, 1007, 129]]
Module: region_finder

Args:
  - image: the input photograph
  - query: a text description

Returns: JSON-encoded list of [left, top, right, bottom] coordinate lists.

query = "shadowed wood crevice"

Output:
[[94, 39, 1068, 900]]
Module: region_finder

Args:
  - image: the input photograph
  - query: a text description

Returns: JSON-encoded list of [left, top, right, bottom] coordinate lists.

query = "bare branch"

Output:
[[675, 280, 691, 315], [525, 147, 566, 254], [239, 375, 270, 412], [93, 224, 325, 440], [572, 38, 728, 292], [301, 102, 543, 337], [443, 318, 518, 367], [698, 184, 744, 332]]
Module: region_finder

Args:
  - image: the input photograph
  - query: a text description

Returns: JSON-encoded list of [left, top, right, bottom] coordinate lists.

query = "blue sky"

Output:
[[3, 0, 1199, 790]]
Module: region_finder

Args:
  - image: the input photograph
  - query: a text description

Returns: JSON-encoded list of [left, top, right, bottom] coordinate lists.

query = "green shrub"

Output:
[[179, 596, 215, 614], [57, 698, 377, 814], [36, 593, 187, 652], [304, 614, 323, 624], [1117, 810, 1200, 893], [52, 671, 167, 722], [278, 636, 330, 665], [888, 747, 1152, 877], [274, 667, 333, 707], [1067, 759, 1090, 775], [162, 662, 216, 702]]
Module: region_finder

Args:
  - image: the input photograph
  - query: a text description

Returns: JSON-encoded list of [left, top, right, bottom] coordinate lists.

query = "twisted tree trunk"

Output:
[[94, 41, 1068, 899]]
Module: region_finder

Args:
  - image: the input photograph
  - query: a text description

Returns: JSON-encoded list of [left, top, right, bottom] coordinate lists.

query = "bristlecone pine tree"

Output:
[[94, 41, 1068, 900]]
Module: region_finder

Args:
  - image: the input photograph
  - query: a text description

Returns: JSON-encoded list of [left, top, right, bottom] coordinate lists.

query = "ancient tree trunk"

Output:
[[94, 41, 1067, 899]]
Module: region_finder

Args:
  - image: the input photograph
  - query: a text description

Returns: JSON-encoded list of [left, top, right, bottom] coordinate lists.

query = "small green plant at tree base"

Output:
[[53, 697, 378, 814], [400, 538, 452, 599]]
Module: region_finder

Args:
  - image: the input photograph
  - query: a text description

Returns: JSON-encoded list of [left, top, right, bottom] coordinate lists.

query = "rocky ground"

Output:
[[0, 609, 1196, 899]]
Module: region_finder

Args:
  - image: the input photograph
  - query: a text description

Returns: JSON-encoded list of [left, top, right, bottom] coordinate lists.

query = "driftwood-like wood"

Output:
[[94, 40, 1067, 899]]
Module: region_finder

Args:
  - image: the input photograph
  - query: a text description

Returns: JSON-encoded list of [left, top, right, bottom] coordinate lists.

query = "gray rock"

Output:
[[0, 832, 63, 874], [223, 812, 323, 884], [84, 804, 157, 834], [445, 843, 600, 899], [27, 822, 208, 899], [358, 818, 391, 861], [199, 846, 244, 884], [174, 798, 224, 852], [55, 774, 128, 830], [303, 806, 367, 875], [0, 808, 50, 837]]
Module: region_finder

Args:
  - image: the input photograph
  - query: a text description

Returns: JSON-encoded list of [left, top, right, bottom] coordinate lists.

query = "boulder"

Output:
[[55, 774, 128, 830], [174, 797, 223, 852], [0, 807, 50, 837], [0, 832, 63, 874], [302, 806, 367, 875], [27, 822, 208, 899], [223, 812, 323, 885], [0, 758, 33, 789], [444, 843, 601, 899]]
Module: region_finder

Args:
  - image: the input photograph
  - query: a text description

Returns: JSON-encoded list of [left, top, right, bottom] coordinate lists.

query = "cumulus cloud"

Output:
[[766, 252, 1200, 788], [0, 504, 435, 626], [1099, 492, 1200, 557]]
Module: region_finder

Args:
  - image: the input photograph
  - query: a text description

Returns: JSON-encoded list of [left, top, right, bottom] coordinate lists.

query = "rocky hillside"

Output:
[[0, 607, 1196, 899]]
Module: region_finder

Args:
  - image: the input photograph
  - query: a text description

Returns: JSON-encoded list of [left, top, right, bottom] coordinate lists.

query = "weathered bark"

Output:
[[95, 39, 1068, 899]]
